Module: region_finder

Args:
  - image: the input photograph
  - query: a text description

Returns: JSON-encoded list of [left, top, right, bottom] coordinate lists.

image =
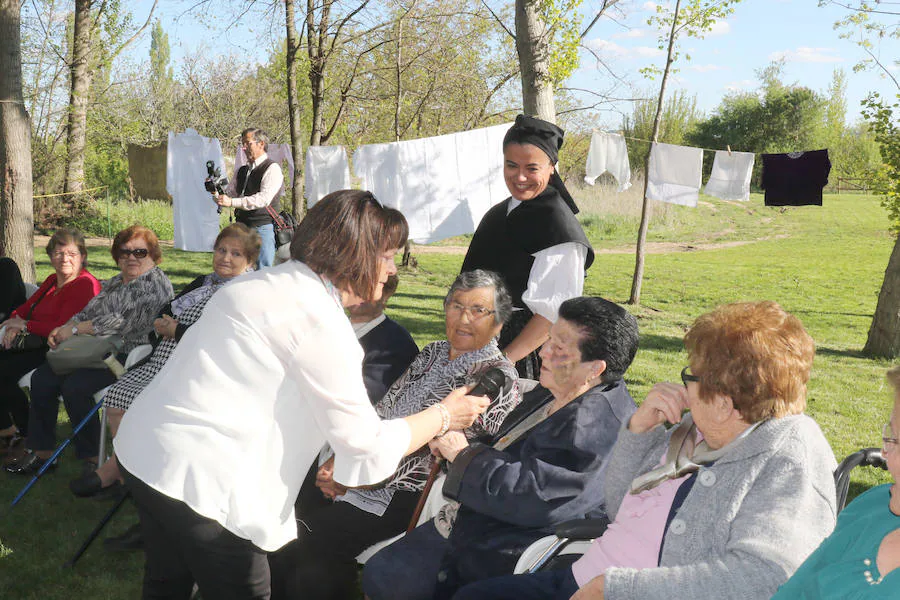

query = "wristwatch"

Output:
[[71, 325, 79, 336]]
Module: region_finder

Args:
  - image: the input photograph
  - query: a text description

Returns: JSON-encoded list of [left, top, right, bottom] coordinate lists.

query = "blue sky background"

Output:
[[130, 0, 899, 129], [573, 0, 900, 127]]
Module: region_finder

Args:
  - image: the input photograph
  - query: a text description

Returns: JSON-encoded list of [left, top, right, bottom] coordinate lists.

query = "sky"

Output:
[[572, 0, 900, 128], [128, 0, 899, 129]]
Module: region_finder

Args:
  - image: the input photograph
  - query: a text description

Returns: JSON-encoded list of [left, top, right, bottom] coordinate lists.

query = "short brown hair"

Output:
[[46, 228, 88, 265], [290, 190, 409, 301], [215, 223, 261, 266], [111, 225, 163, 264], [684, 301, 815, 423]]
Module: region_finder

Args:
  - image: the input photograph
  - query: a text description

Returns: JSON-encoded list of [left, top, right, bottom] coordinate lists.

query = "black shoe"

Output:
[[69, 471, 103, 497], [104, 523, 143, 552], [4, 451, 57, 475]]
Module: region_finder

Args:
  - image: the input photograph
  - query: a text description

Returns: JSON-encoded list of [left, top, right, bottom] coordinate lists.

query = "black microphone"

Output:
[[468, 367, 508, 401]]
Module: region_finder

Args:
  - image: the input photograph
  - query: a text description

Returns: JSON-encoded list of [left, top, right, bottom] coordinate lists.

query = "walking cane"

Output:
[[10, 400, 105, 508], [11, 353, 126, 508], [407, 458, 443, 533], [64, 489, 131, 567]]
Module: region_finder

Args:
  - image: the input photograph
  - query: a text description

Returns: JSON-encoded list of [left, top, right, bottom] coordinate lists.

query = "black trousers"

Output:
[[0, 348, 47, 434], [27, 361, 116, 458], [123, 467, 271, 600], [269, 464, 421, 600]]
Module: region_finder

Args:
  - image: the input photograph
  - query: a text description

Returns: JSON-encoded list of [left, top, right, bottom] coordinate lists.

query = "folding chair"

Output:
[[514, 446, 890, 574]]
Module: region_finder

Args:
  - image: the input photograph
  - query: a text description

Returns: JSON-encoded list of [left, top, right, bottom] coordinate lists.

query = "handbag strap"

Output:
[[24, 282, 54, 320], [265, 205, 289, 229]]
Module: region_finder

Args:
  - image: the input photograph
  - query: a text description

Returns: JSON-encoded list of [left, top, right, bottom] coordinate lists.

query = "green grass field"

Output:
[[1, 190, 896, 598]]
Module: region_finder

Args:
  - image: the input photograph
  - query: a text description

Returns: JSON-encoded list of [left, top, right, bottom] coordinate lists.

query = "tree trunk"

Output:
[[285, 0, 305, 218], [515, 0, 555, 122], [306, 0, 330, 147], [0, 0, 35, 282], [64, 0, 93, 195], [864, 234, 900, 358], [628, 0, 681, 306]]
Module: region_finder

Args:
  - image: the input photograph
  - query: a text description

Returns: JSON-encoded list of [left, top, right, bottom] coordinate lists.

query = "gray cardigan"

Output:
[[603, 414, 837, 600]]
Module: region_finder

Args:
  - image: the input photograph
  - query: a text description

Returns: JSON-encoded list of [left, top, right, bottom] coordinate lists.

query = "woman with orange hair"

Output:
[[453, 301, 838, 600]]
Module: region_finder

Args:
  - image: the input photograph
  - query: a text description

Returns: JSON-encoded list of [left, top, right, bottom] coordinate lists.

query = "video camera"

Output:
[[204, 161, 229, 214]]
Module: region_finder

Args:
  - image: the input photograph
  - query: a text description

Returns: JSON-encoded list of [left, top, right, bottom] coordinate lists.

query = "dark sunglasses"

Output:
[[119, 248, 149, 259]]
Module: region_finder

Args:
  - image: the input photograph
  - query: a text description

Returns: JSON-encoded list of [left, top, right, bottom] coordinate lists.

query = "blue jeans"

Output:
[[256, 223, 275, 268], [451, 568, 579, 600]]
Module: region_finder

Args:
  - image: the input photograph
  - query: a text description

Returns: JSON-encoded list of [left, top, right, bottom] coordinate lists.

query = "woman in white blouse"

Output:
[[115, 190, 490, 599]]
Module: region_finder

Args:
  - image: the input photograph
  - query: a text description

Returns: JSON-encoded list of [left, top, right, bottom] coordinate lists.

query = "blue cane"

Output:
[[10, 399, 104, 507]]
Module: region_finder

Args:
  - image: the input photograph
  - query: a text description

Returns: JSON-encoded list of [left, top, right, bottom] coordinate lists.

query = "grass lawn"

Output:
[[1, 190, 896, 598]]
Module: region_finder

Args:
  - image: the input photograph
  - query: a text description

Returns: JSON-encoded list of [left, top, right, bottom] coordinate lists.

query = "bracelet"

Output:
[[435, 403, 451, 438]]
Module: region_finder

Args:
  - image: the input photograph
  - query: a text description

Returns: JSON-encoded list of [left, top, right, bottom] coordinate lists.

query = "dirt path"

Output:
[[35, 235, 778, 255], [411, 239, 764, 255]]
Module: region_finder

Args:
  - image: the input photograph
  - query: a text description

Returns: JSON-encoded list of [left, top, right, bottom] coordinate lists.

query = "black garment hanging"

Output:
[[761, 149, 831, 207]]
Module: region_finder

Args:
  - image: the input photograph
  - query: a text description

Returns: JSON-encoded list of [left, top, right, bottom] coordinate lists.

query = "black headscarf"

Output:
[[502, 115, 579, 214]]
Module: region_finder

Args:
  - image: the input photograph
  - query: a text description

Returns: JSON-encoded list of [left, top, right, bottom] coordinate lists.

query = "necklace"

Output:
[[862, 557, 885, 585]]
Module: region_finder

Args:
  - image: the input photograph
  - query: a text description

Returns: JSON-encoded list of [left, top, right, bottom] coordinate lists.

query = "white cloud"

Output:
[[708, 20, 731, 36], [724, 79, 754, 92], [769, 47, 844, 63], [584, 39, 664, 60], [613, 28, 647, 39], [642, 1, 658, 10], [691, 64, 727, 73]]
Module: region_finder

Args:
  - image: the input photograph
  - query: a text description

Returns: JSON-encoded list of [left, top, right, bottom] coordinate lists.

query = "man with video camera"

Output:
[[214, 128, 284, 267]]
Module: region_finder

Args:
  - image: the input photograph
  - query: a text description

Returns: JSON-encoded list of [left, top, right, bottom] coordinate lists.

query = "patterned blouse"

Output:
[[72, 266, 173, 352], [339, 339, 521, 516]]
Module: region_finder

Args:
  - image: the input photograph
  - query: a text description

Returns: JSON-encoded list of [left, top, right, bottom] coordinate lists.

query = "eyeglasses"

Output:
[[681, 366, 700, 387], [51, 251, 81, 260], [241, 140, 260, 148], [447, 302, 495, 321], [883, 423, 899, 453], [118, 248, 149, 259]]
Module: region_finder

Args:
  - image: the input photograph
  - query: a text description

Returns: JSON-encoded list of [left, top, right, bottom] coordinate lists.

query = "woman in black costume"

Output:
[[460, 115, 594, 379]]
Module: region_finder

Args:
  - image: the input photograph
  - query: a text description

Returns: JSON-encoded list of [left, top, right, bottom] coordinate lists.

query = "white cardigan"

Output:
[[115, 261, 411, 551]]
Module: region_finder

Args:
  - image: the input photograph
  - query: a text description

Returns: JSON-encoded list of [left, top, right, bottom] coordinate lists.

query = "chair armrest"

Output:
[[554, 517, 610, 540]]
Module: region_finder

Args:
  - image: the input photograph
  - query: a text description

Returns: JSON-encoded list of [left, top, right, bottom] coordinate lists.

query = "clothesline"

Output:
[[595, 129, 748, 156]]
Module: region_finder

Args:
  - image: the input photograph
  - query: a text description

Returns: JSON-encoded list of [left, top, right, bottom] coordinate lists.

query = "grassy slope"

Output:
[[0, 191, 895, 598]]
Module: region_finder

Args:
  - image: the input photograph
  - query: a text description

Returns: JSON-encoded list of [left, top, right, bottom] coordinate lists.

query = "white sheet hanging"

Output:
[[352, 123, 510, 243], [646, 142, 704, 207], [305, 146, 351, 207], [234, 142, 296, 197], [167, 129, 224, 252], [584, 131, 632, 191], [704, 150, 755, 201]]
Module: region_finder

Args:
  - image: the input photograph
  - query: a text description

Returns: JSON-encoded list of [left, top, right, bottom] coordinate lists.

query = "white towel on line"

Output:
[[646, 142, 704, 207], [584, 131, 632, 192], [305, 146, 351, 207], [704, 150, 755, 201]]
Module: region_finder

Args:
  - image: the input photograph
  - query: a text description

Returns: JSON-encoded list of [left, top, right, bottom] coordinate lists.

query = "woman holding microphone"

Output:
[[115, 190, 489, 599]]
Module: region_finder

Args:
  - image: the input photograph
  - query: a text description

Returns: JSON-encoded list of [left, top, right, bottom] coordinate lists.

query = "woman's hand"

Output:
[[628, 382, 689, 434], [3, 316, 26, 331], [315, 456, 348, 500], [570, 574, 604, 600], [440, 386, 491, 431], [154, 315, 178, 339], [48, 322, 74, 348], [428, 431, 469, 462], [2, 323, 23, 349]]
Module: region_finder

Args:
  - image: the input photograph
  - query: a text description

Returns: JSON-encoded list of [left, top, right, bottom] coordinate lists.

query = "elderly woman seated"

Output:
[[67, 223, 260, 499], [269, 269, 521, 600], [449, 300, 838, 600], [771, 365, 900, 598], [363, 296, 640, 600]]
